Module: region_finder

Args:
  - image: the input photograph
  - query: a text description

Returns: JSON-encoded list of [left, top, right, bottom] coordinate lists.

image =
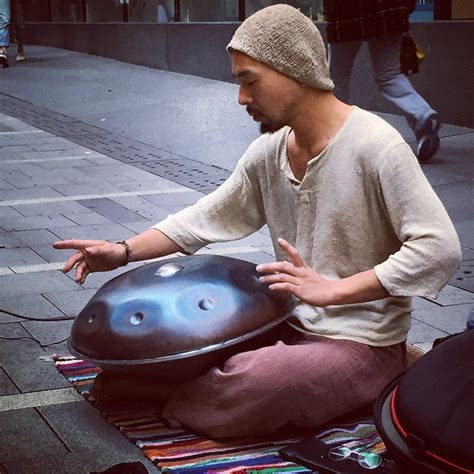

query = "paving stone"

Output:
[[407, 319, 449, 344], [0, 323, 70, 391], [22, 320, 73, 348], [0, 214, 76, 231], [83, 154, 121, 166], [0, 229, 63, 249], [412, 296, 439, 310], [40, 401, 150, 454], [12, 201, 90, 217], [121, 221, 154, 234], [0, 248, 47, 267], [30, 244, 75, 264], [227, 251, 275, 265], [142, 189, 206, 210], [424, 132, 474, 180], [0, 271, 78, 298], [51, 182, 133, 197], [63, 212, 113, 227], [32, 155, 107, 169], [28, 141, 81, 152], [43, 289, 97, 317], [51, 223, 134, 242], [0, 186, 64, 202], [0, 207, 22, 219], [74, 163, 155, 182], [452, 221, 474, 251], [2, 449, 158, 474], [449, 257, 474, 292], [0, 145, 33, 153], [108, 196, 171, 222], [412, 303, 473, 334], [5, 170, 78, 189], [18, 166, 90, 185], [0, 294, 65, 323], [117, 178, 187, 192], [0, 180, 14, 191], [0, 367, 19, 396], [0, 408, 68, 462], [461, 247, 474, 259], [0, 123, 14, 132], [110, 195, 167, 213], [422, 168, 471, 187], [426, 284, 474, 306], [19, 149, 94, 160], [77, 198, 149, 224], [433, 180, 473, 225]]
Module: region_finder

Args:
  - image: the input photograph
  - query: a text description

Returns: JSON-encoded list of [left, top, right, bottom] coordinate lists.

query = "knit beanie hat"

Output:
[[227, 4, 334, 91]]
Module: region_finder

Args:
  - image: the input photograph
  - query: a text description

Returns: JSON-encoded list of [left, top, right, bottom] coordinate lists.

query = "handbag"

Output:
[[400, 34, 425, 76]]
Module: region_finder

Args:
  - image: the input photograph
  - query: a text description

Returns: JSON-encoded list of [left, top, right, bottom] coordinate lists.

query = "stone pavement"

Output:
[[0, 45, 473, 473]]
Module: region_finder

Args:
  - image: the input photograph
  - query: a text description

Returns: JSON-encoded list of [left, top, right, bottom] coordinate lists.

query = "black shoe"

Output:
[[0, 48, 8, 68], [417, 116, 441, 163]]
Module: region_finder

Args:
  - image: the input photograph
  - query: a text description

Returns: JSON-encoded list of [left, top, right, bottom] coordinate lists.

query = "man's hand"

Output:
[[52, 239, 127, 284], [257, 238, 389, 306], [256, 238, 338, 307]]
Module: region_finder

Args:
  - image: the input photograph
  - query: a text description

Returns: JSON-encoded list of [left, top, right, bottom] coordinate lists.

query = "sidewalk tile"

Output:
[[0, 408, 68, 462], [0, 271, 78, 298], [43, 289, 97, 317], [77, 198, 149, 224], [51, 223, 134, 241], [0, 248, 47, 267], [413, 303, 472, 334], [0, 215, 77, 232]]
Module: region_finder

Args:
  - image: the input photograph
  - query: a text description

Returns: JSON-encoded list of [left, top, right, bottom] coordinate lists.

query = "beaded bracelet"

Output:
[[116, 240, 132, 266]]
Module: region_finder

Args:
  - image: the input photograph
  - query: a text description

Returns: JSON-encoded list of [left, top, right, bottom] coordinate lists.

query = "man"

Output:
[[0, 0, 26, 68], [324, 0, 440, 162], [54, 5, 460, 438], [0, 0, 9, 67]]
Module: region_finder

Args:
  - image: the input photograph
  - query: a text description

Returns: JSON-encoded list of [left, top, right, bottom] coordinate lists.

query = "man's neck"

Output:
[[286, 93, 353, 180]]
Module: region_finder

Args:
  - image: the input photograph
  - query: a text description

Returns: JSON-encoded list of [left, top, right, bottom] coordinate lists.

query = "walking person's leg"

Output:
[[368, 31, 440, 162], [11, 0, 25, 61], [328, 41, 362, 104], [0, 0, 11, 67]]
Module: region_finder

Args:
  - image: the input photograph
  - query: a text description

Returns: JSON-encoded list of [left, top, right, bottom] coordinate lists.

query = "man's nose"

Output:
[[238, 85, 252, 106]]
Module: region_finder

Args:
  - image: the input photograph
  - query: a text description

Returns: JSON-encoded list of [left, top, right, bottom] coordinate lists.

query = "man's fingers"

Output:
[[76, 261, 90, 284], [62, 251, 84, 273], [53, 239, 106, 250], [257, 260, 299, 276], [267, 281, 297, 293], [259, 272, 299, 286], [277, 238, 305, 267]]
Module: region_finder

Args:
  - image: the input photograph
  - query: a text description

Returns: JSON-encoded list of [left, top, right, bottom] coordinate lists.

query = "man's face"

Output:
[[231, 51, 304, 134]]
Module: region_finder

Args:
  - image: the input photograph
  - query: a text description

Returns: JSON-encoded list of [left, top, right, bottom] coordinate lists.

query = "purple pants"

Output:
[[162, 325, 407, 438]]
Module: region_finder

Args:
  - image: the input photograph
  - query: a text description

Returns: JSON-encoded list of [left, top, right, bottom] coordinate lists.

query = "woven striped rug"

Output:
[[55, 356, 387, 473]]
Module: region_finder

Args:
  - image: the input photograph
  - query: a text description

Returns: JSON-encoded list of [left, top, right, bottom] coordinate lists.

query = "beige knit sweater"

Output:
[[153, 107, 461, 346]]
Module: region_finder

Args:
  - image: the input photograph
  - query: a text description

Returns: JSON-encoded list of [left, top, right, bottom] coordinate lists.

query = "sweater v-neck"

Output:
[[282, 106, 358, 185]]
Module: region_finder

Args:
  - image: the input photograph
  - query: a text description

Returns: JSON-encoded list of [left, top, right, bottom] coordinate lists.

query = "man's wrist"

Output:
[[115, 240, 132, 266]]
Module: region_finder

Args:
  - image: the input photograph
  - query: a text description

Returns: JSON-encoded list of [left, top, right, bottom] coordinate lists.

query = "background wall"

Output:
[[24, 21, 474, 128]]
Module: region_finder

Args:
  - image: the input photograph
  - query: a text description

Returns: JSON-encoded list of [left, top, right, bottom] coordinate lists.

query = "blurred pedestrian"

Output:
[[12, 0, 25, 61], [324, 0, 440, 162], [0, 0, 10, 67]]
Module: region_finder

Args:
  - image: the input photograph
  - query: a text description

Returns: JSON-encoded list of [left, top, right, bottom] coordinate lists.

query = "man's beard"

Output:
[[260, 120, 285, 134]]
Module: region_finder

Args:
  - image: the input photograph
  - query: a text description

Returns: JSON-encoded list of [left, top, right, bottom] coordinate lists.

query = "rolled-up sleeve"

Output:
[[151, 142, 266, 254], [373, 143, 461, 299]]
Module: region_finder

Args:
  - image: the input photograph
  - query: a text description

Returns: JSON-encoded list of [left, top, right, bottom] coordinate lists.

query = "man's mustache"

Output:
[[246, 107, 260, 116]]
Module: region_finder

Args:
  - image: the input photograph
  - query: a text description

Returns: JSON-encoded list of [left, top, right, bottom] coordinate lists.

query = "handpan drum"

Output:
[[68, 254, 295, 382]]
